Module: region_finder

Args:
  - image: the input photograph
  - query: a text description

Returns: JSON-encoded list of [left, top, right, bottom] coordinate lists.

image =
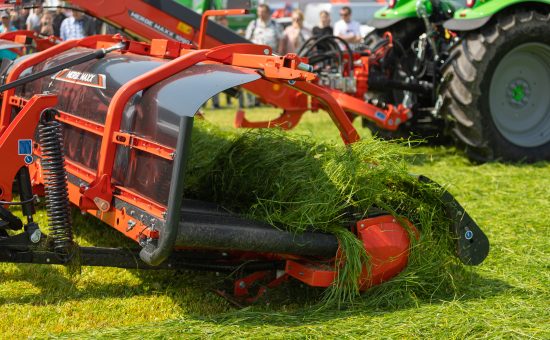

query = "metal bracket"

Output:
[[112, 131, 175, 160], [418, 175, 490, 265]]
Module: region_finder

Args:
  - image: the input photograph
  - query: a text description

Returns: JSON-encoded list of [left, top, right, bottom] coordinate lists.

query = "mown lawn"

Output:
[[3, 105, 549, 339]]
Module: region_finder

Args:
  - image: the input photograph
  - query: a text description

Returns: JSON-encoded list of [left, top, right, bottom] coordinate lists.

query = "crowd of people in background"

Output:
[[0, 1, 363, 109], [0, 3, 99, 40], [229, 3, 361, 108], [243, 4, 361, 57]]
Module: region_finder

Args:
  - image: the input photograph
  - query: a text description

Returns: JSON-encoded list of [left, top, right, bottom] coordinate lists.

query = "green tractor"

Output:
[[366, 0, 550, 162], [442, 0, 550, 162], [364, 0, 466, 142]]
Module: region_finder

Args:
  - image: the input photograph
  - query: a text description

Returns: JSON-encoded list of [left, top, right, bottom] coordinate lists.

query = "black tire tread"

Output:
[[442, 9, 550, 162]]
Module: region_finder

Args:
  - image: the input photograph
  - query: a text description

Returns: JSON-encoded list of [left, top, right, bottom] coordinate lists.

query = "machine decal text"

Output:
[[52, 69, 107, 89]]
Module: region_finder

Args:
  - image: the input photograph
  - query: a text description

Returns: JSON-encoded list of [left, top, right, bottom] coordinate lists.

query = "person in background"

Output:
[[211, 16, 233, 109], [26, 5, 43, 33], [0, 12, 16, 33], [312, 10, 333, 38], [333, 6, 361, 45], [278, 9, 310, 55], [311, 10, 334, 54], [0, 11, 18, 61], [11, 8, 29, 31], [40, 12, 54, 36], [245, 4, 282, 53], [244, 4, 282, 107], [60, 10, 95, 41], [52, 8, 67, 37]]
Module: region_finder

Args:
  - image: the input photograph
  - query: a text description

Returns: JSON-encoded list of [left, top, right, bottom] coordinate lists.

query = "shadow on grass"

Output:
[[402, 145, 550, 168], [0, 203, 515, 336], [0, 265, 130, 306], [50, 265, 516, 338], [189, 268, 514, 327], [0, 124, 521, 332], [0, 209, 514, 321]]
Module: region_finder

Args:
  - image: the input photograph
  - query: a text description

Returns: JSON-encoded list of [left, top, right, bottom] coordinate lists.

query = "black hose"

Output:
[[370, 37, 389, 53], [0, 196, 37, 206], [394, 38, 413, 75], [0, 43, 125, 94], [323, 38, 344, 74], [307, 53, 337, 65], [298, 35, 354, 76], [300, 36, 342, 70], [297, 36, 319, 55], [325, 36, 354, 76]]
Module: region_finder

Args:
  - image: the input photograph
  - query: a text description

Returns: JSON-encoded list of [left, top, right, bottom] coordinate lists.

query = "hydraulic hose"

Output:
[[298, 35, 354, 76], [0, 42, 125, 94], [299, 36, 344, 74]]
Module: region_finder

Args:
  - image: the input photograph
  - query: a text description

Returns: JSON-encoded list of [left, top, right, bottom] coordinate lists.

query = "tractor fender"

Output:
[[368, 17, 410, 29], [445, 0, 550, 31], [444, 16, 492, 31], [368, 0, 418, 29]]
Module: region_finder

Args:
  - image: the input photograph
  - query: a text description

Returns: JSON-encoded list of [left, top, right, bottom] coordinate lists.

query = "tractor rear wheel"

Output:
[[443, 10, 550, 162]]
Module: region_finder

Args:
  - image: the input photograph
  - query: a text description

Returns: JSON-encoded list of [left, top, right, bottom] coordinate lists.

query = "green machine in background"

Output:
[[369, 0, 465, 28], [442, 0, 550, 162], [369, 0, 420, 28], [363, 0, 466, 143], [173, 0, 256, 31], [365, 0, 550, 162]]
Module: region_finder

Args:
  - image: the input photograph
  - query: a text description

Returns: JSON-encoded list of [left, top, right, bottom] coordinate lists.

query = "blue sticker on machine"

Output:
[[24, 155, 34, 165], [375, 111, 386, 121], [18, 139, 32, 155]]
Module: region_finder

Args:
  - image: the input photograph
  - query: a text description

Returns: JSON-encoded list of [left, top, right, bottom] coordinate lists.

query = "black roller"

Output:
[[175, 200, 339, 258]]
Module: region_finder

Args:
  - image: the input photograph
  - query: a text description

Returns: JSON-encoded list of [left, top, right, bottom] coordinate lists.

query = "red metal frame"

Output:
[[0, 35, 119, 134], [0, 94, 57, 202], [0, 0, 411, 135], [81, 48, 210, 212], [82, 41, 327, 211], [59, 0, 411, 137], [0, 33, 420, 295], [2, 35, 345, 242], [0, 30, 59, 54], [290, 81, 360, 144], [7, 97, 170, 228], [198, 9, 247, 49], [328, 89, 410, 131], [0, 1, 420, 291]]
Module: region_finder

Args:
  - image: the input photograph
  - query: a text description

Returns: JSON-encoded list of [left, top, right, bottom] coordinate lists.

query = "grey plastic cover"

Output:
[[13, 48, 260, 205]]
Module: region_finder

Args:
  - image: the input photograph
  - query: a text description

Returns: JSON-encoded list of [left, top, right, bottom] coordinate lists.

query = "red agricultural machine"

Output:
[[52, 0, 418, 141], [0, 0, 489, 302]]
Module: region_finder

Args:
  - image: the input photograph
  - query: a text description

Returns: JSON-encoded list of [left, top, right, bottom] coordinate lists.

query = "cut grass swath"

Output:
[[184, 121, 462, 306]]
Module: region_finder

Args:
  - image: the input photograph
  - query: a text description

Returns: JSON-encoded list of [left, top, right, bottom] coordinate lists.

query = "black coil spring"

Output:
[[39, 111, 73, 255]]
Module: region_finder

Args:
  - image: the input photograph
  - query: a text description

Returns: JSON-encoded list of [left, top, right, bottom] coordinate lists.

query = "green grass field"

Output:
[[3, 106, 549, 339]]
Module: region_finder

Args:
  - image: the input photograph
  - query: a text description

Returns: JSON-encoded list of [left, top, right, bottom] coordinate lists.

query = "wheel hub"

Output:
[[507, 79, 530, 108]]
